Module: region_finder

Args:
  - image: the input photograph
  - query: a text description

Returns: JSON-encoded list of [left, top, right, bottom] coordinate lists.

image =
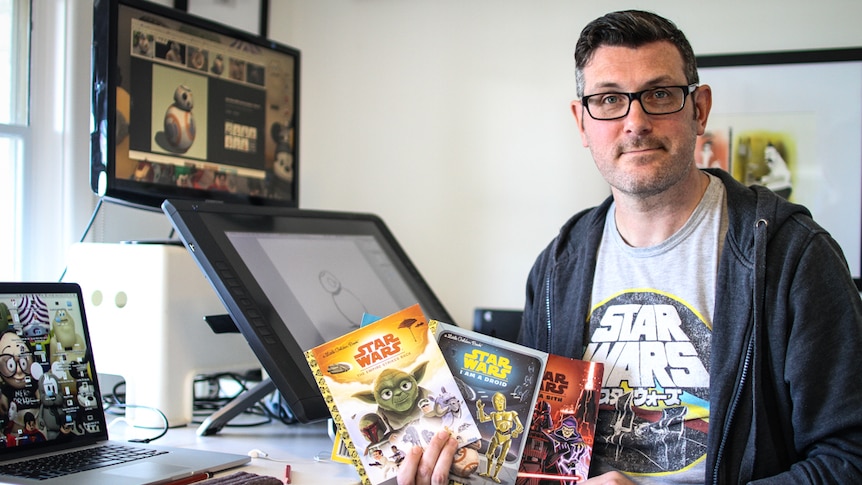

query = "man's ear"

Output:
[[571, 100, 589, 147], [693, 84, 713, 136]]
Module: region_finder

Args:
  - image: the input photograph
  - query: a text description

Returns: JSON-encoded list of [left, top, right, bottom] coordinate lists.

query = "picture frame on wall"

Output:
[[186, 0, 269, 37], [696, 47, 862, 289]]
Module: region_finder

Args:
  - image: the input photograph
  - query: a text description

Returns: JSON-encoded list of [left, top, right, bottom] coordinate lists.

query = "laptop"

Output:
[[0, 282, 250, 484]]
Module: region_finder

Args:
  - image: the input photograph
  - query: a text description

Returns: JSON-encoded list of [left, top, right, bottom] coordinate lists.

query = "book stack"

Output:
[[305, 305, 602, 485]]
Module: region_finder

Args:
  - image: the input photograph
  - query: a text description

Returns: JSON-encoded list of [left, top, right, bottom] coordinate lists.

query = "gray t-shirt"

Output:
[[585, 173, 727, 484]]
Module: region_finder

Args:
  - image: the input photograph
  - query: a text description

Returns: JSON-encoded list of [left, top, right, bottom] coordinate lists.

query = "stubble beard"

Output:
[[597, 136, 697, 200]]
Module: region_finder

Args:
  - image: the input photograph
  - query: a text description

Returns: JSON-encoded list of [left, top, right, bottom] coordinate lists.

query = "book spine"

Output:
[[304, 349, 371, 485]]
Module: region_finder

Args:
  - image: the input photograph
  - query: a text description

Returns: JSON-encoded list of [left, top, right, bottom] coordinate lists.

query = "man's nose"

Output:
[[623, 98, 653, 133]]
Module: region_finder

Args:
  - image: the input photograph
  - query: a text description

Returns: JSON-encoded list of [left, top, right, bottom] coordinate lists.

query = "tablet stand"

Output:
[[197, 378, 277, 436]]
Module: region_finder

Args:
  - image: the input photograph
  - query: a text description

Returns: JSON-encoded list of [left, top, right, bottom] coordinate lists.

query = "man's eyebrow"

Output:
[[587, 76, 683, 93], [587, 82, 624, 92]]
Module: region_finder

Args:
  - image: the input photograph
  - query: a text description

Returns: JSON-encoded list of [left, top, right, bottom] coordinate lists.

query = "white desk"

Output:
[[109, 418, 361, 484]]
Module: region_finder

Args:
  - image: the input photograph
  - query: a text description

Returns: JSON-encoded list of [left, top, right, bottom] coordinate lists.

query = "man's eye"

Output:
[[651, 89, 671, 99], [601, 94, 622, 105]]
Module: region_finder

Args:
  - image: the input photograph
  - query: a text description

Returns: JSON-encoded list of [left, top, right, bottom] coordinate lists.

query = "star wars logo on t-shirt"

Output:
[[585, 290, 710, 475]]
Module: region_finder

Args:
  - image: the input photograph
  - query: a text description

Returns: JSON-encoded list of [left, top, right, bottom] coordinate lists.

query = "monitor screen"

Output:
[[161, 199, 452, 423], [91, 0, 300, 210]]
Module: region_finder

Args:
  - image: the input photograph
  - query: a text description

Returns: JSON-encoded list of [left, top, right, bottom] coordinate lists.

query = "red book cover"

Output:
[[516, 355, 603, 484]]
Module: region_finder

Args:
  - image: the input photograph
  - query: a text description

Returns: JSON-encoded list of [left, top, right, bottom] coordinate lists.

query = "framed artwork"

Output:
[[186, 0, 270, 37], [697, 48, 862, 288]]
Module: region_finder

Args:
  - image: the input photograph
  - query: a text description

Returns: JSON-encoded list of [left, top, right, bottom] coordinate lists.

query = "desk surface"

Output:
[[110, 417, 361, 484]]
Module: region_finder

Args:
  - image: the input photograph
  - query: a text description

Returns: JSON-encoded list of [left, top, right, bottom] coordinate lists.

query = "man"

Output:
[[398, 10, 862, 485]]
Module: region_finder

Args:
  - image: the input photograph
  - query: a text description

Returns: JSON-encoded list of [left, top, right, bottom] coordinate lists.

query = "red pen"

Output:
[[161, 471, 212, 485], [284, 464, 291, 484]]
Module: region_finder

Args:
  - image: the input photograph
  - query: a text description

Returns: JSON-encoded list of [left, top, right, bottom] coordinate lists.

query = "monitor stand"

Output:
[[197, 378, 277, 436]]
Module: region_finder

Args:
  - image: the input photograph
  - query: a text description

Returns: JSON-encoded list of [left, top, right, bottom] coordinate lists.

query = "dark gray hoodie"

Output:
[[519, 168, 862, 484]]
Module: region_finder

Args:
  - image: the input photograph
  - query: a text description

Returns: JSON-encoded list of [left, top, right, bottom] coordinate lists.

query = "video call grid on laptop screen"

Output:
[[0, 289, 105, 452]]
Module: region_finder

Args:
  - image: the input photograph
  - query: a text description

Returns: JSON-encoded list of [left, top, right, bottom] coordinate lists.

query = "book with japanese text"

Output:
[[515, 354, 603, 484], [434, 321, 547, 485], [305, 304, 482, 485]]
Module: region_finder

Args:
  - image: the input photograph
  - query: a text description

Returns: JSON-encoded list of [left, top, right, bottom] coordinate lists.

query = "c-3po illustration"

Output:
[[476, 392, 523, 483]]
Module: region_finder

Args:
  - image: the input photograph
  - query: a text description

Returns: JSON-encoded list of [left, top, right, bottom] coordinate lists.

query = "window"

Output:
[[4, 1, 94, 282], [8, 1, 255, 283], [0, 0, 29, 280]]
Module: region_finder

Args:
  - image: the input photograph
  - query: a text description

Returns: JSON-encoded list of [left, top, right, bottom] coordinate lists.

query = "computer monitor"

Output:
[[472, 308, 523, 344], [91, 0, 300, 210], [161, 199, 452, 424]]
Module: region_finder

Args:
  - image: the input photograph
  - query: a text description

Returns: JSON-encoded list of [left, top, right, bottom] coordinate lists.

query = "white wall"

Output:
[[89, 0, 862, 327]]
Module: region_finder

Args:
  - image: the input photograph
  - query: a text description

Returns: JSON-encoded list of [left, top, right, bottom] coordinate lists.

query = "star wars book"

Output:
[[434, 321, 548, 485], [305, 304, 482, 485], [515, 355, 603, 484]]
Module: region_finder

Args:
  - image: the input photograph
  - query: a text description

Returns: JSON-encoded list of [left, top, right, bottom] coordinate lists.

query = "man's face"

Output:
[[571, 41, 712, 198]]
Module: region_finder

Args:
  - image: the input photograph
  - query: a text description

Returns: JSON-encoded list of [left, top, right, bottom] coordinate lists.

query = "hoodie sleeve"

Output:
[[750, 212, 862, 483]]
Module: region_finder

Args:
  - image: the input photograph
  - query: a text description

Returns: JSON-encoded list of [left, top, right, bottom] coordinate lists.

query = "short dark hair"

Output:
[[574, 10, 699, 97]]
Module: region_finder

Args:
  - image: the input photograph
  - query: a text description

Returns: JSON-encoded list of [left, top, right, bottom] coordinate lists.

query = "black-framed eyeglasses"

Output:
[[581, 84, 698, 121], [0, 352, 33, 378]]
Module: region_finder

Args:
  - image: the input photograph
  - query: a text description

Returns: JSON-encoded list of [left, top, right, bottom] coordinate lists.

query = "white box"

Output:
[[64, 242, 260, 428]]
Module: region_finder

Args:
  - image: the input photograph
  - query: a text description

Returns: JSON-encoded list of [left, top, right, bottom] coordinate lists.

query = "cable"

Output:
[[112, 404, 169, 443], [102, 371, 282, 440], [58, 197, 104, 282], [101, 379, 170, 443], [191, 371, 285, 428], [246, 449, 291, 463], [78, 197, 104, 243]]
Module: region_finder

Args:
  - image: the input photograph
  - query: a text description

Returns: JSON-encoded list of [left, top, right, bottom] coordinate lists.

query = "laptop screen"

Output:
[[0, 283, 107, 454]]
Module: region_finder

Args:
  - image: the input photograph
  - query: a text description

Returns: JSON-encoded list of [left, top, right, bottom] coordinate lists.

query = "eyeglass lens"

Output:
[[0, 353, 32, 378], [585, 86, 688, 120]]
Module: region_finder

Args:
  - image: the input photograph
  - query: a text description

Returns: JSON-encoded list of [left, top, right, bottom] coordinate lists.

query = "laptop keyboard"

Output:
[[0, 443, 169, 480]]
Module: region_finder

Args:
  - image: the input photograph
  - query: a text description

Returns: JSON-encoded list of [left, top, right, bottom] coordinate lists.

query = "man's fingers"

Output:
[[396, 445, 424, 485], [396, 430, 456, 485], [430, 433, 458, 485]]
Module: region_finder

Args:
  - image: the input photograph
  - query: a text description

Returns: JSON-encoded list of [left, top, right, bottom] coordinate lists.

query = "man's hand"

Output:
[[396, 430, 457, 485]]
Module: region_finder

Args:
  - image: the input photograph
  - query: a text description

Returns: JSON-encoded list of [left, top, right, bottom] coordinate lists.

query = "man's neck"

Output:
[[612, 169, 710, 248]]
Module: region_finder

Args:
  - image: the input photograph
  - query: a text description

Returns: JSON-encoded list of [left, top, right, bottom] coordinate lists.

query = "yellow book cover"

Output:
[[305, 304, 482, 485]]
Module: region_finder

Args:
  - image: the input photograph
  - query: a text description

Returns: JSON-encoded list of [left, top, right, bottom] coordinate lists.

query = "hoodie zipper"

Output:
[[711, 217, 768, 484], [543, 272, 553, 354], [712, 324, 755, 484]]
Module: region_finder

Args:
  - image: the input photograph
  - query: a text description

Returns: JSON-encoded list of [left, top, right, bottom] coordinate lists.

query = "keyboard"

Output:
[[0, 443, 168, 480]]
